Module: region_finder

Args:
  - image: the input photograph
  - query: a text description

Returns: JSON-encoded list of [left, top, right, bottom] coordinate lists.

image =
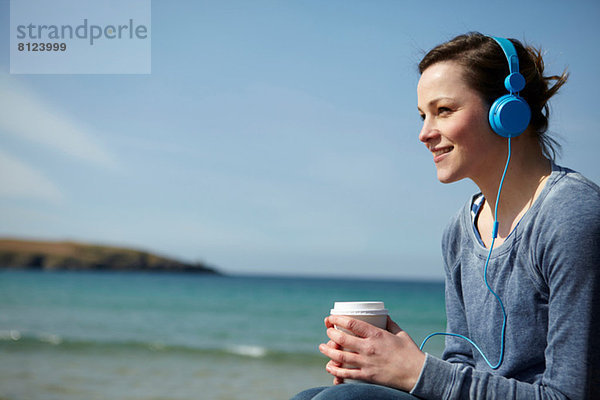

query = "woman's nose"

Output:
[[418, 119, 437, 143]]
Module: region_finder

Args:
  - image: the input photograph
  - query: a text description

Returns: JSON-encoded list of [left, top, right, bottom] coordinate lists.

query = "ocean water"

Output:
[[0, 271, 446, 400]]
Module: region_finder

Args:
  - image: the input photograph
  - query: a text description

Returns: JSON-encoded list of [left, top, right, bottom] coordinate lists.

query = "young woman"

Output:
[[292, 32, 600, 400]]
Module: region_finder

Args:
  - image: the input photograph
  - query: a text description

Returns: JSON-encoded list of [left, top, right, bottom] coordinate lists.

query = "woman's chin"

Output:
[[436, 169, 460, 184]]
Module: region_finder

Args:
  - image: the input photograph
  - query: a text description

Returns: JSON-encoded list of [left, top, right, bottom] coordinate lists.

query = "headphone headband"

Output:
[[490, 36, 526, 94], [490, 37, 519, 77]]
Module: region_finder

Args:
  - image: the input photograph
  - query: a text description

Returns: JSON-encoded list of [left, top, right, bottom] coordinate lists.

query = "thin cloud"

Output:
[[0, 75, 118, 170], [0, 149, 64, 204]]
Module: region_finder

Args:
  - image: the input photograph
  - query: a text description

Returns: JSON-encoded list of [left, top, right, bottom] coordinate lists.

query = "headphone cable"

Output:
[[419, 137, 511, 370]]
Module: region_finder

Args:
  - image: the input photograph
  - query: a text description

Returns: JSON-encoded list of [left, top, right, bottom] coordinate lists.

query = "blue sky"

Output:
[[1, 0, 599, 279]]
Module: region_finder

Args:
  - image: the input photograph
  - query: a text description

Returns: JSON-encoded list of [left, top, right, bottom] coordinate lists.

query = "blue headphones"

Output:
[[488, 36, 531, 138]]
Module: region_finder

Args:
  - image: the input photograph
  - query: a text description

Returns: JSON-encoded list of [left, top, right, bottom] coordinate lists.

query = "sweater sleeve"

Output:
[[411, 181, 600, 400], [534, 185, 600, 399], [411, 354, 566, 399]]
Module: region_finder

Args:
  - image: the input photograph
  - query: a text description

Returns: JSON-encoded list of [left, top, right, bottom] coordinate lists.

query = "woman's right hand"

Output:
[[324, 340, 344, 385]]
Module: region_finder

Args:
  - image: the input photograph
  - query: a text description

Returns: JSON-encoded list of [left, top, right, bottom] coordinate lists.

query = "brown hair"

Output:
[[418, 32, 568, 160]]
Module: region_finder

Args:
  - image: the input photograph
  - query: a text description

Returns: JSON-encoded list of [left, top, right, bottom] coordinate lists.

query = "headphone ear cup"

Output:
[[488, 94, 531, 138]]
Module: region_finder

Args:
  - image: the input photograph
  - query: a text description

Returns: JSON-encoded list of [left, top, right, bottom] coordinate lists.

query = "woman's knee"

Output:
[[299, 384, 418, 400], [290, 386, 328, 400]]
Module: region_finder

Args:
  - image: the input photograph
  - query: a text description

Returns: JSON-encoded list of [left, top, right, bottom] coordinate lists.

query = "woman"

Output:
[[292, 32, 600, 399]]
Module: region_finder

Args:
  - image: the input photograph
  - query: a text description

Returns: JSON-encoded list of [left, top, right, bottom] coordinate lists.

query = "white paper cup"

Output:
[[329, 301, 388, 382]]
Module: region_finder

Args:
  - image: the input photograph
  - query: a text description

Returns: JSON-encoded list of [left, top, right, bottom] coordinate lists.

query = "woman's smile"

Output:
[[431, 146, 454, 162]]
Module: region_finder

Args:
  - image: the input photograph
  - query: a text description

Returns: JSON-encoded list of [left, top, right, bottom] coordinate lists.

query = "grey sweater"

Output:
[[411, 164, 600, 400]]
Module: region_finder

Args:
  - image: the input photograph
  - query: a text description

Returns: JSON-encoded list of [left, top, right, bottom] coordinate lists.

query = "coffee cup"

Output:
[[329, 301, 388, 382]]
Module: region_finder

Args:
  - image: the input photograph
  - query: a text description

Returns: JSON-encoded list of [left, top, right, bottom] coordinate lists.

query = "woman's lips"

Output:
[[432, 146, 453, 163]]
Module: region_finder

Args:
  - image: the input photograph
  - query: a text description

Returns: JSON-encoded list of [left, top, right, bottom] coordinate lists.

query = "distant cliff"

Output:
[[0, 238, 220, 274]]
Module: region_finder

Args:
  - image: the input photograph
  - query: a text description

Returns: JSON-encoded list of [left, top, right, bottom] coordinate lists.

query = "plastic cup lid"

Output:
[[330, 301, 388, 315]]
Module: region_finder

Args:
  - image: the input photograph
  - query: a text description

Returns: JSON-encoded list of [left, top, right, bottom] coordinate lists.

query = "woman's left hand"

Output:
[[319, 315, 426, 392]]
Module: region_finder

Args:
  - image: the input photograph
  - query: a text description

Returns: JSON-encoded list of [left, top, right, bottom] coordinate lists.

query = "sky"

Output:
[[1, 0, 599, 280]]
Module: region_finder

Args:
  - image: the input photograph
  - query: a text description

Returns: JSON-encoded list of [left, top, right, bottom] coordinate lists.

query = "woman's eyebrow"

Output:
[[427, 96, 454, 106], [418, 96, 454, 113]]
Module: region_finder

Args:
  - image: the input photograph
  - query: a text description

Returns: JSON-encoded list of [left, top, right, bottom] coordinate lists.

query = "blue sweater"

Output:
[[411, 164, 600, 399]]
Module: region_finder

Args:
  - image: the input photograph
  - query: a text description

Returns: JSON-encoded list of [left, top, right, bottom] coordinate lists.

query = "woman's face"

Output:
[[417, 61, 501, 184]]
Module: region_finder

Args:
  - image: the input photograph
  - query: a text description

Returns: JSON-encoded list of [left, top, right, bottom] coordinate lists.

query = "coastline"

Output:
[[0, 237, 220, 274]]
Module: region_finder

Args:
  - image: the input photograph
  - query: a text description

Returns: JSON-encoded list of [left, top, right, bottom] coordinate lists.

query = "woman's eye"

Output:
[[419, 113, 425, 121], [438, 107, 451, 115]]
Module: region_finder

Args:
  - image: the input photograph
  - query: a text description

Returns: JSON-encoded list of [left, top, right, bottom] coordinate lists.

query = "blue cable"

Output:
[[420, 138, 511, 370]]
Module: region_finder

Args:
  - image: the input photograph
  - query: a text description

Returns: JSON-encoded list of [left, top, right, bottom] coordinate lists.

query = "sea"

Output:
[[0, 270, 446, 400]]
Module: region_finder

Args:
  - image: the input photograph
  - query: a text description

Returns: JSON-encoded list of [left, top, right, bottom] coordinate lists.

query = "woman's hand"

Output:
[[318, 315, 426, 392]]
